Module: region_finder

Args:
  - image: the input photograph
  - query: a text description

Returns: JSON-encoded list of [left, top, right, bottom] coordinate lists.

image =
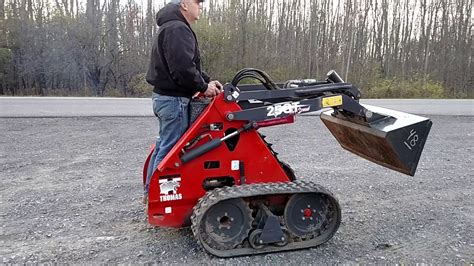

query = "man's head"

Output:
[[170, 0, 204, 24]]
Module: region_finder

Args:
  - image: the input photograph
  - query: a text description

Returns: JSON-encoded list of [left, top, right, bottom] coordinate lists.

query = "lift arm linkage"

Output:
[[223, 83, 383, 124]]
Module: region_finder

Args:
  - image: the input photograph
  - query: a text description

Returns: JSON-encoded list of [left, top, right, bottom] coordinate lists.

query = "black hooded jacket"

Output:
[[146, 3, 211, 98]]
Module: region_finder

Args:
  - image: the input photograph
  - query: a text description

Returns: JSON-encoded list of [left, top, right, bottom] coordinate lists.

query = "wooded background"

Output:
[[0, 0, 472, 98]]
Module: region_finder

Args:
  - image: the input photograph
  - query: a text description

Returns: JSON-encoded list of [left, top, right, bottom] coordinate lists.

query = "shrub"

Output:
[[363, 75, 445, 98], [127, 73, 153, 97]]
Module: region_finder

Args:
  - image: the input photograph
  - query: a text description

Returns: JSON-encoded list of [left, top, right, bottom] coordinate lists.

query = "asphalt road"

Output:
[[1, 97, 473, 264], [1, 97, 473, 117]]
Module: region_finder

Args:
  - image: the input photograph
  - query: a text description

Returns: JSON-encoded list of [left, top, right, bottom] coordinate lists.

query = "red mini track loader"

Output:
[[143, 69, 432, 257]]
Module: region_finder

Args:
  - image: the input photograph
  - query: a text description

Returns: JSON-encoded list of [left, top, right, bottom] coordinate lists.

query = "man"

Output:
[[144, 0, 222, 202]]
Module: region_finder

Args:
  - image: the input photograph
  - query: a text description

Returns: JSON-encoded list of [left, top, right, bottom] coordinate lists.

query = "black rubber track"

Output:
[[190, 180, 342, 257]]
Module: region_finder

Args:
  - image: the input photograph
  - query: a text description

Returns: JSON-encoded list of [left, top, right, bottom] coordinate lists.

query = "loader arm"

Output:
[[220, 69, 432, 176], [223, 83, 386, 125]]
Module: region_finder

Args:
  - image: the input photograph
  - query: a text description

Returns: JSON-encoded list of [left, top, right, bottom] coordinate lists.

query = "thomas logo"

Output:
[[159, 178, 183, 202]]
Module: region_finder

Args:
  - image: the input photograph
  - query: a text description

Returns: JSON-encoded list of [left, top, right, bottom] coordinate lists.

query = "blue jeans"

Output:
[[144, 93, 190, 195]]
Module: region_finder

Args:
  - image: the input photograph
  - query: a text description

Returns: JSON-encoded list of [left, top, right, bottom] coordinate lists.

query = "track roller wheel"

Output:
[[200, 198, 253, 250], [284, 193, 340, 240], [272, 228, 291, 247], [248, 227, 290, 249], [248, 229, 264, 249]]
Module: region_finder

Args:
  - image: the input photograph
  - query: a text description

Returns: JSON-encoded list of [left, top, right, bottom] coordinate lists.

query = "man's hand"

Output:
[[203, 80, 223, 97], [211, 80, 223, 90]]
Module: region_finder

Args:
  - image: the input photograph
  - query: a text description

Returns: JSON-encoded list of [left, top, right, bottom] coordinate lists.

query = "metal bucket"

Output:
[[320, 104, 432, 176]]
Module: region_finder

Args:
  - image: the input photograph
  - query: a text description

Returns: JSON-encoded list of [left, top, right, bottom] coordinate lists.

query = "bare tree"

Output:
[[1, 0, 472, 97]]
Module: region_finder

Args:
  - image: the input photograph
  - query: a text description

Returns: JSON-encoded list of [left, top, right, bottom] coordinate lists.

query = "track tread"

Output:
[[191, 180, 341, 257]]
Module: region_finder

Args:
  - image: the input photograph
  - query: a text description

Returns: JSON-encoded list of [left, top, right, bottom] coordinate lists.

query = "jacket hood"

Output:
[[156, 3, 188, 27]]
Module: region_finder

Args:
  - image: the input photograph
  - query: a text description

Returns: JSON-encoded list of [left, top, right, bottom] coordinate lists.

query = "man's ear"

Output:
[[180, 0, 188, 11]]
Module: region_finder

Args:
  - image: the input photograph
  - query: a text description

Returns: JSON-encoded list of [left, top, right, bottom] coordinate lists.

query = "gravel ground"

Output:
[[1, 115, 473, 264]]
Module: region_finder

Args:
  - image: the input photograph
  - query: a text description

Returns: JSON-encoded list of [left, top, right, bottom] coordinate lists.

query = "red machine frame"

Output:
[[144, 93, 292, 228]]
